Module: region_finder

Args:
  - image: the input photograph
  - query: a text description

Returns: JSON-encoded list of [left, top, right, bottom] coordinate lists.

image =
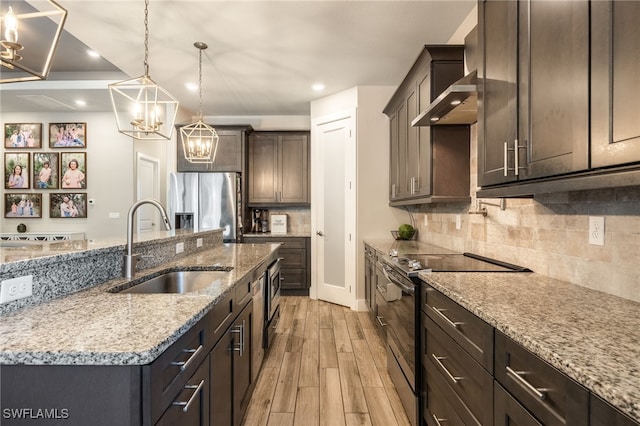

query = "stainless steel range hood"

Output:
[[412, 26, 478, 127]]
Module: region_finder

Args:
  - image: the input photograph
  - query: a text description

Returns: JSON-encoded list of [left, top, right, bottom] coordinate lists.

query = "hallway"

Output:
[[242, 296, 411, 426]]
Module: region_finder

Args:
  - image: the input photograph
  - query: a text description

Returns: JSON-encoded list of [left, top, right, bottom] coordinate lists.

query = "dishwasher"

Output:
[[251, 272, 265, 382]]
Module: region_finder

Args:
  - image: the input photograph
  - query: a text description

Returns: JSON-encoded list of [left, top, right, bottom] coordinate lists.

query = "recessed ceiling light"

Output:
[[450, 99, 462, 106], [185, 82, 198, 92], [87, 50, 100, 58], [75, 100, 87, 107], [312, 83, 325, 92], [430, 117, 440, 122]]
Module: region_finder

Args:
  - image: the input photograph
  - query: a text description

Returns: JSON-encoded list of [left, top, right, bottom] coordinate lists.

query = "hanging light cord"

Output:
[[143, 0, 150, 76]]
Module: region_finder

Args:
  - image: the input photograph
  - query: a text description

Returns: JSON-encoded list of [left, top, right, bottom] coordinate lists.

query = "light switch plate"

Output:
[[455, 214, 462, 230], [176, 242, 185, 254], [196, 238, 203, 248]]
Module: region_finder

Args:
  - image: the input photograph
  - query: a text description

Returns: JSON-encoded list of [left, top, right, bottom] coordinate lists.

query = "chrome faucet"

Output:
[[124, 199, 172, 279]]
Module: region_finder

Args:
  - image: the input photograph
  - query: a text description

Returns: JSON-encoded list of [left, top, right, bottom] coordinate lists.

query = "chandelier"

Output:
[[109, 0, 178, 140], [180, 42, 219, 164], [0, 1, 68, 84]]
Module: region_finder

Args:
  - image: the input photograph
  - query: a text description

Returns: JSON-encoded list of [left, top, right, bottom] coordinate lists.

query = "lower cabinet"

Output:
[[156, 359, 210, 426], [244, 236, 310, 295], [210, 300, 253, 426], [494, 381, 543, 426]]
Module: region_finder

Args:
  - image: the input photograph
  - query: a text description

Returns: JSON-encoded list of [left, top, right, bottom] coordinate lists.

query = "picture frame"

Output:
[[60, 152, 86, 189], [49, 123, 87, 148], [4, 152, 30, 189], [32, 152, 60, 189], [4, 123, 42, 149], [49, 193, 87, 219], [4, 193, 42, 219]]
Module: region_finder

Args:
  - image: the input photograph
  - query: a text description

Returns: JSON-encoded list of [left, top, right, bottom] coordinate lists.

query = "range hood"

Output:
[[411, 71, 477, 126], [412, 26, 478, 127]]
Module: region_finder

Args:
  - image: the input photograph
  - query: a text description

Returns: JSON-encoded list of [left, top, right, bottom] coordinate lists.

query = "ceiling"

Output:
[[0, 0, 476, 116]]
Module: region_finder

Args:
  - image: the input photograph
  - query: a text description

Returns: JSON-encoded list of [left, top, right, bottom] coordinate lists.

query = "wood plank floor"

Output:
[[242, 296, 411, 426]]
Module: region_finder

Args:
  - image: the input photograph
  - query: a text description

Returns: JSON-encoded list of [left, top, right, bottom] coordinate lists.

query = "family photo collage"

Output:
[[4, 122, 88, 220]]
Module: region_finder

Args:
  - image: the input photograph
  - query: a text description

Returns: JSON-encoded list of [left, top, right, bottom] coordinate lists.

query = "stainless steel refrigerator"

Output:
[[168, 172, 242, 242]]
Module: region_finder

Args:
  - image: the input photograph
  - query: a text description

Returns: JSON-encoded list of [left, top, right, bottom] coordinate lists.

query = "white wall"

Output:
[[202, 115, 310, 131]]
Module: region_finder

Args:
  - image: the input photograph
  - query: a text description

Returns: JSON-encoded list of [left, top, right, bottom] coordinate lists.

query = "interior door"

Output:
[[136, 153, 160, 233], [311, 109, 356, 308]]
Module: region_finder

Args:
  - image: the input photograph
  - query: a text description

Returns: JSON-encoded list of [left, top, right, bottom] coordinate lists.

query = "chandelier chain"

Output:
[[143, 0, 150, 75], [198, 46, 203, 119]]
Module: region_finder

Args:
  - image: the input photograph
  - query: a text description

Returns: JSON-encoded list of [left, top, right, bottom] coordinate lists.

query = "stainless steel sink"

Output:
[[118, 270, 229, 294]]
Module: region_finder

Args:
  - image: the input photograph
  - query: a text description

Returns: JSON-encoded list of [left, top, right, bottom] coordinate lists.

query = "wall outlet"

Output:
[[455, 214, 462, 230], [588, 216, 605, 246], [423, 216, 428, 226], [176, 242, 185, 254], [196, 238, 203, 248], [0, 275, 33, 304]]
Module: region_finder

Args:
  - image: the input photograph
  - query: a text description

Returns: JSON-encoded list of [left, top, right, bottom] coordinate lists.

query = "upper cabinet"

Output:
[[478, 0, 640, 196], [177, 125, 253, 173], [384, 45, 471, 206], [248, 131, 310, 206], [478, 0, 589, 187], [591, 1, 640, 168]]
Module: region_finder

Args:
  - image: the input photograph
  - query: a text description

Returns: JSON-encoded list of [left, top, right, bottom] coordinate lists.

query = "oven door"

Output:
[[267, 259, 282, 320]]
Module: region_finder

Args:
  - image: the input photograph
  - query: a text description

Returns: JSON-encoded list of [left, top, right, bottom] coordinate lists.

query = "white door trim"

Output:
[[135, 153, 161, 233]]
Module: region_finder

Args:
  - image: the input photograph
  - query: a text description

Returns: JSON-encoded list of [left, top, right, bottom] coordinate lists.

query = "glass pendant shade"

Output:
[[0, 1, 68, 84], [108, 0, 178, 140], [109, 75, 179, 140], [180, 120, 219, 163]]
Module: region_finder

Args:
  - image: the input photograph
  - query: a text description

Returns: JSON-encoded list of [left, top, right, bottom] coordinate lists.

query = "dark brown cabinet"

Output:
[[155, 359, 209, 426], [591, 1, 640, 168], [248, 132, 310, 205], [244, 236, 310, 295], [384, 45, 470, 205], [478, 0, 589, 187], [591, 394, 639, 426], [177, 125, 253, 173]]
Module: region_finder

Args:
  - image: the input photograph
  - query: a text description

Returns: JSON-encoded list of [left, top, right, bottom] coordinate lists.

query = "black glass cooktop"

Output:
[[385, 252, 531, 275]]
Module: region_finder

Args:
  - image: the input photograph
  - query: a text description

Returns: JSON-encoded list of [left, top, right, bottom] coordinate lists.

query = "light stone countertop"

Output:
[[419, 271, 640, 423], [243, 232, 311, 238], [0, 242, 279, 366]]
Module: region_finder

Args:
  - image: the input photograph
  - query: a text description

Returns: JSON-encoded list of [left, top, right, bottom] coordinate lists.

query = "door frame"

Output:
[[310, 108, 357, 309], [135, 152, 161, 233]]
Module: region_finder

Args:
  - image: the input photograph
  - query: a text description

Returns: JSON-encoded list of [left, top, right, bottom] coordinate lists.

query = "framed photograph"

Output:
[[49, 193, 87, 219], [4, 123, 42, 149], [4, 152, 30, 189], [32, 152, 60, 189], [49, 123, 86, 148], [60, 152, 86, 189], [4, 193, 42, 219]]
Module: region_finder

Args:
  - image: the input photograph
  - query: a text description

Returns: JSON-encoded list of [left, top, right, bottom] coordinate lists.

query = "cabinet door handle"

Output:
[[232, 321, 246, 356], [432, 354, 463, 384], [171, 345, 204, 372], [376, 315, 387, 327], [503, 141, 509, 176], [431, 413, 448, 426], [506, 366, 546, 400], [431, 306, 464, 330], [172, 379, 205, 413]]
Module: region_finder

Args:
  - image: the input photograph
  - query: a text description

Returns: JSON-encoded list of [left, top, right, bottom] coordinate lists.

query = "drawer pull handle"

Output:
[[376, 316, 387, 327], [232, 321, 246, 356], [432, 354, 463, 384], [171, 345, 204, 372], [506, 366, 546, 400], [432, 307, 463, 329], [172, 379, 205, 413], [432, 413, 448, 426]]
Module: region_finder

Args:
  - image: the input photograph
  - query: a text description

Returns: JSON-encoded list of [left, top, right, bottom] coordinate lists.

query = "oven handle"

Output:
[[380, 263, 415, 295]]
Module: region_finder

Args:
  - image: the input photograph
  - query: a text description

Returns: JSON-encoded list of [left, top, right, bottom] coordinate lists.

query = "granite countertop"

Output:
[[419, 271, 640, 423], [0, 242, 279, 366], [364, 239, 458, 256]]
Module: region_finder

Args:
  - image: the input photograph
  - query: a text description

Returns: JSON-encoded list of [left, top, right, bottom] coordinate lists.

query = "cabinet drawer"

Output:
[[145, 313, 210, 425], [156, 358, 209, 426], [279, 247, 306, 268], [590, 394, 639, 426], [423, 365, 468, 426], [423, 284, 493, 372], [494, 381, 543, 426], [494, 331, 589, 426], [281, 268, 307, 290], [234, 276, 252, 308], [423, 314, 493, 426], [210, 290, 234, 344]]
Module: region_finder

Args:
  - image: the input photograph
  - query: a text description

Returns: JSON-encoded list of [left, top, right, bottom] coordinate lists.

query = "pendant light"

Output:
[[180, 42, 219, 164], [109, 0, 178, 140], [0, 1, 68, 84]]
